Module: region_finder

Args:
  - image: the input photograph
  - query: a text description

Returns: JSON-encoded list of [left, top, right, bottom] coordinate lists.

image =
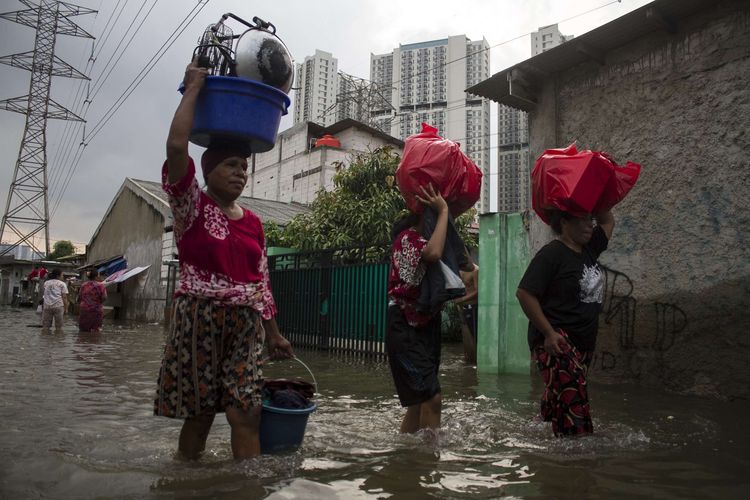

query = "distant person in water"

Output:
[[78, 269, 107, 332], [42, 269, 68, 334], [516, 209, 614, 436], [154, 58, 294, 461], [386, 184, 449, 434]]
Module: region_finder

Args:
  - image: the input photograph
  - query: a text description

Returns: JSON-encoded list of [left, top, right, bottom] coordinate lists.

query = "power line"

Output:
[[48, 0, 106, 183], [50, 0, 210, 215], [50, 0, 211, 219], [51, 0, 162, 204], [88, 0, 158, 101], [313, 0, 622, 127], [49, 0, 158, 201], [84, 1, 210, 142], [49, 0, 121, 196], [92, 0, 128, 62]]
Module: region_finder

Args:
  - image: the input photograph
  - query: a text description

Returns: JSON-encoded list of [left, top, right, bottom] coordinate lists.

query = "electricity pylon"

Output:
[[0, 0, 95, 258], [319, 72, 396, 134]]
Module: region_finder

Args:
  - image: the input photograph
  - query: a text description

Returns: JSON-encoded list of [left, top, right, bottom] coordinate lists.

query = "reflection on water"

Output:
[[1, 306, 749, 498]]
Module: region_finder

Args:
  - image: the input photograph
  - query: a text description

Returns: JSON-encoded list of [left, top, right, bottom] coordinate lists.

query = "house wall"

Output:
[[248, 126, 403, 204], [527, 0, 750, 399], [0, 263, 34, 305], [87, 187, 167, 322]]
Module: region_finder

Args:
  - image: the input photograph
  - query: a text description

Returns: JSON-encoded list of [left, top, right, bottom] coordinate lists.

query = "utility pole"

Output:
[[0, 0, 95, 258]]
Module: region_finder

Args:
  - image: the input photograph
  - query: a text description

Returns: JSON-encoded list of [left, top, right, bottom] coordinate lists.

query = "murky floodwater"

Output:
[[1, 306, 749, 499]]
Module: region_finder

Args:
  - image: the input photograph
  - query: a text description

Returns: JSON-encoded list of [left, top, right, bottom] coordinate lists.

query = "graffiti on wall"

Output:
[[589, 265, 688, 377]]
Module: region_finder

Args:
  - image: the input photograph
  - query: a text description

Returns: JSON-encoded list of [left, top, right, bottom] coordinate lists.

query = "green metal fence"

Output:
[[268, 247, 389, 359]]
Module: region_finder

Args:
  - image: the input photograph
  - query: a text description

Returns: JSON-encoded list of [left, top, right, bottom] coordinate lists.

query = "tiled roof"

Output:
[[129, 178, 311, 226]]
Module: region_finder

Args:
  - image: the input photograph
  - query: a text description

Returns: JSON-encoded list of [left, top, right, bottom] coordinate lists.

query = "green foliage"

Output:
[[282, 147, 405, 251], [49, 240, 75, 260], [278, 146, 478, 253], [456, 208, 478, 250], [262, 220, 286, 248]]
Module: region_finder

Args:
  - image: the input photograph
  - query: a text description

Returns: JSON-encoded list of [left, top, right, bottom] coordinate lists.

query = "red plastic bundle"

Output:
[[396, 123, 483, 216], [531, 143, 641, 223]]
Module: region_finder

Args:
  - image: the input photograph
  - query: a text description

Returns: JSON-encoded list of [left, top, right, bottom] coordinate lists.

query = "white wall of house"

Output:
[[247, 123, 403, 205]]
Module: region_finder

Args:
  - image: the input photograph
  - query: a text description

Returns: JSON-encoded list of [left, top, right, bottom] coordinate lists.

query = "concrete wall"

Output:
[[527, 0, 750, 399], [248, 125, 403, 204], [0, 263, 34, 305], [88, 187, 167, 322]]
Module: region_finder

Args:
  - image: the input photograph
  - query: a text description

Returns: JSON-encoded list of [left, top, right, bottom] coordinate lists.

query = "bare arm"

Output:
[[516, 287, 567, 356], [416, 184, 449, 263], [454, 267, 478, 305], [594, 209, 615, 240], [166, 60, 207, 184]]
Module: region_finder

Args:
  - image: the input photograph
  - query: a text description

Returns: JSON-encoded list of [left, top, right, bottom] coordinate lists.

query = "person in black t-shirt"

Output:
[[516, 209, 614, 436]]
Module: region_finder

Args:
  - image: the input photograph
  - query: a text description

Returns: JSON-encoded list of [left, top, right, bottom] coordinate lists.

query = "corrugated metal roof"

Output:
[[467, 0, 712, 109], [130, 179, 311, 226]]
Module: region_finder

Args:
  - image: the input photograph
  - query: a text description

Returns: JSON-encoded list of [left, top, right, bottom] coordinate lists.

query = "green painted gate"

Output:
[[268, 248, 389, 358]]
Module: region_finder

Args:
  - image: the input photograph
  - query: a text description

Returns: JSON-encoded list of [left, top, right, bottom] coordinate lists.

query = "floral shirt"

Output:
[[79, 281, 107, 311], [162, 158, 276, 320], [387, 228, 433, 327]]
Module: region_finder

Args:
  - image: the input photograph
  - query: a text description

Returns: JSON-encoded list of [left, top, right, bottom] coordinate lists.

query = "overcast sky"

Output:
[[0, 0, 652, 250]]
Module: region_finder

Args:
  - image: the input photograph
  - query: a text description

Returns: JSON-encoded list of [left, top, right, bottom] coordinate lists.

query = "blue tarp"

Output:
[[98, 257, 126, 276]]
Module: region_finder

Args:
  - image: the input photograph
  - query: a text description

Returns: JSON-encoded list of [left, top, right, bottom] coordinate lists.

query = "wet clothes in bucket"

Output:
[[386, 306, 442, 407], [263, 379, 315, 409], [533, 330, 594, 436], [154, 295, 265, 418]]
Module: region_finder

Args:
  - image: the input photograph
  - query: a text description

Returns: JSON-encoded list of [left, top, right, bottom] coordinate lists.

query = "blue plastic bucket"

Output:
[[259, 402, 317, 454], [182, 75, 290, 154]]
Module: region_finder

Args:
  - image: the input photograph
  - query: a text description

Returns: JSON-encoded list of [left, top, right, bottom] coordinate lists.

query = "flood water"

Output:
[[1, 306, 749, 499]]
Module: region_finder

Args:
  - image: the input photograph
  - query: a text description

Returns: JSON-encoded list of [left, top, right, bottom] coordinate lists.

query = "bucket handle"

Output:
[[263, 356, 318, 394]]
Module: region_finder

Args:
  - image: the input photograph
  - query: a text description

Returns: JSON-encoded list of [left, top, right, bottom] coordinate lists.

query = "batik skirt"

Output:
[[154, 295, 265, 419], [533, 331, 594, 436]]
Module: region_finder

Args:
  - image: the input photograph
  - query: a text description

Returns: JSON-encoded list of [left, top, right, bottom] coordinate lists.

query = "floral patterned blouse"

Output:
[[387, 227, 433, 327], [161, 158, 276, 320]]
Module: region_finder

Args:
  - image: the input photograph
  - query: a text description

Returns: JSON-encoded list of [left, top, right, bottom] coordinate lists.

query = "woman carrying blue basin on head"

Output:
[[154, 59, 294, 460]]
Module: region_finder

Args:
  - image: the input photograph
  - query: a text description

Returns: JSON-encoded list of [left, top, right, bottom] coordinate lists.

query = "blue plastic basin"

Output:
[[259, 402, 317, 454], [181, 75, 290, 154]]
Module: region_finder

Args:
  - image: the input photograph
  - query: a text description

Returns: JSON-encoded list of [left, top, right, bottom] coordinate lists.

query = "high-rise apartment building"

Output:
[[293, 50, 339, 127], [293, 50, 391, 129], [531, 23, 574, 55], [370, 36, 492, 213], [497, 24, 572, 212]]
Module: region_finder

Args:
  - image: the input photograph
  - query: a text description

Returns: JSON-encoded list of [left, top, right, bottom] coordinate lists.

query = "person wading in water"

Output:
[[154, 59, 294, 460]]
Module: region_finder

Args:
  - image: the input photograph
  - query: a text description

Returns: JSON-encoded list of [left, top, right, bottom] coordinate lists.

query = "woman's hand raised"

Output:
[[415, 184, 448, 214]]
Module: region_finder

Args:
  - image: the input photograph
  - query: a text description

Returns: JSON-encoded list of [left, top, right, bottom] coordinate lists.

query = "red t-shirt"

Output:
[[162, 158, 276, 319]]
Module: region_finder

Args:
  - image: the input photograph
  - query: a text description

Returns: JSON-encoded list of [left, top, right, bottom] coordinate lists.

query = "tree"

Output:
[[49, 240, 75, 260], [278, 147, 478, 253], [262, 220, 286, 248]]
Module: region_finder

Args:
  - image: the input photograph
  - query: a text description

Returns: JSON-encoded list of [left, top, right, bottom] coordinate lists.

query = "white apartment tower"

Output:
[[497, 24, 572, 213], [370, 36, 492, 213], [531, 23, 574, 55], [293, 50, 339, 127]]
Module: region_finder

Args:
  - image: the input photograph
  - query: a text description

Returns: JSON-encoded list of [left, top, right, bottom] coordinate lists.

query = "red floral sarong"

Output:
[[533, 330, 594, 436]]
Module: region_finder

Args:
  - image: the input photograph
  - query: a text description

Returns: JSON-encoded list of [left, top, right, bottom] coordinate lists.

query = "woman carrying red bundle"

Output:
[[516, 209, 614, 436], [386, 184, 450, 434]]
